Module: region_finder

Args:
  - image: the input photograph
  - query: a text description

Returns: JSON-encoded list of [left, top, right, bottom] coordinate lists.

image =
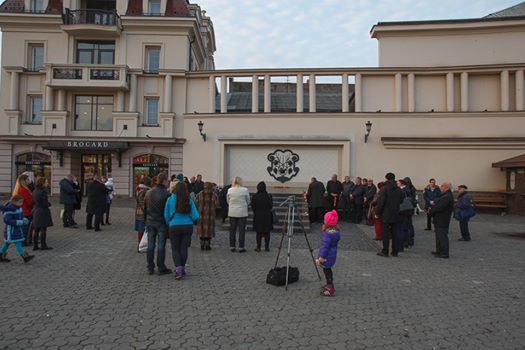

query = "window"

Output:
[[76, 41, 115, 65], [75, 96, 113, 131], [28, 96, 43, 124], [148, 0, 161, 15], [30, 0, 44, 12], [28, 44, 44, 71], [145, 47, 160, 73], [145, 98, 159, 125]]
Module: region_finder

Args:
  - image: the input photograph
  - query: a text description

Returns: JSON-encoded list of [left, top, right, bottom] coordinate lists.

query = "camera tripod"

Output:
[[273, 195, 322, 290]]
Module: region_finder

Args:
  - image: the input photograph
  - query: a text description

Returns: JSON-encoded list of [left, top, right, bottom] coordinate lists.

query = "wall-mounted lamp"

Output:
[[198, 120, 206, 141], [364, 120, 373, 143]]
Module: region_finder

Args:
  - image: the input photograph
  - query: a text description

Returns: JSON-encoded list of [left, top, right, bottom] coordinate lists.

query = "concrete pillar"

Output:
[[460, 72, 469, 112], [117, 91, 125, 112], [296, 74, 303, 113], [163, 74, 173, 113], [129, 74, 137, 112], [342, 73, 349, 113], [355, 74, 362, 113], [264, 75, 271, 113], [395, 73, 402, 112], [446, 72, 454, 112], [58, 90, 66, 111], [500, 70, 509, 111], [9, 72, 19, 110], [251, 75, 258, 113], [516, 70, 524, 111], [407, 73, 415, 112], [309, 74, 316, 113], [220, 75, 227, 113], [208, 75, 215, 113], [45, 86, 54, 111]]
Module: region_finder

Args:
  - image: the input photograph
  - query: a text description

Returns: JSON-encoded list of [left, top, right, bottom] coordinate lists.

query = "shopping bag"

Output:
[[138, 229, 148, 253], [60, 209, 64, 219]]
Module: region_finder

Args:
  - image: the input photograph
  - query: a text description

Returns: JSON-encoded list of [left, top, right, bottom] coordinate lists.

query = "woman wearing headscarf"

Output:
[[251, 181, 273, 252], [12, 174, 33, 246], [195, 182, 219, 250]]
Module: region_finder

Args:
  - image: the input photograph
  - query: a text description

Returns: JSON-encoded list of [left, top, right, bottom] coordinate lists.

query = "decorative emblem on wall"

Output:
[[266, 149, 300, 183]]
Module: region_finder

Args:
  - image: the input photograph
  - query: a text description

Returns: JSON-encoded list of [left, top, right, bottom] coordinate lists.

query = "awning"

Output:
[[492, 153, 525, 168]]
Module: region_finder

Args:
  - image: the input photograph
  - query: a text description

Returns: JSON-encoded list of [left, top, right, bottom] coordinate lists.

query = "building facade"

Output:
[[1, 1, 525, 204]]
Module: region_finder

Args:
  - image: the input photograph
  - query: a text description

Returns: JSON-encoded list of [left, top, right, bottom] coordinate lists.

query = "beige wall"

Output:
[[182, 114, 525, 192]]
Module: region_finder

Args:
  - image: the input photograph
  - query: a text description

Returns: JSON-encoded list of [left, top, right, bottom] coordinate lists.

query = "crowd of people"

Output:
[[1, 169, 475, 296]]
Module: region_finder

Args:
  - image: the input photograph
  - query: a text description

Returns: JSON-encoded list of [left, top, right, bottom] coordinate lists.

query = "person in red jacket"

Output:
[[12, 174, 33, 246]]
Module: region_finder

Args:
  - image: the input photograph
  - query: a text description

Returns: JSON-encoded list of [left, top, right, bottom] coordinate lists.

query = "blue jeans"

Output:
[[0, 241, 24, 256], [146, 224, 168, 271]]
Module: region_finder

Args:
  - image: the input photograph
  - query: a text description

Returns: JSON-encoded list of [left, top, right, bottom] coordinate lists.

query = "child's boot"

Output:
[[321, 284, 335, 296], [0, 253, 10, 263], [22, 251, 35, 263]]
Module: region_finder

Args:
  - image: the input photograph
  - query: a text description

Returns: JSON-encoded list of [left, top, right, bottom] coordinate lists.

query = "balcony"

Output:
[[47, 64, 129, 91], [61, 9, 121, 36]]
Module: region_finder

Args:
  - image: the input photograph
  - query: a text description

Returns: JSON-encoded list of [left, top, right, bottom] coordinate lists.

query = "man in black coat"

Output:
[[340, 176, 355, 222], [375, 173, 404, 257], [429, 182, 454, 258], [364, 179, 377, 224], [86, 175, 109, 231], [326, 174, 342, 211], [350, 177, 366, 224], [307, 177, 326, 223]]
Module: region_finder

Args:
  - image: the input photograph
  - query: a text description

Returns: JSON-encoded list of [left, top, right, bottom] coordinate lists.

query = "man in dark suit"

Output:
[[306, 177, 326, 223], [326, 174, 342, 211], [375, 172, 404, 257], [86, 175, 109, 231], [429, 182, 454, 258], [350, 177, 366, 224]]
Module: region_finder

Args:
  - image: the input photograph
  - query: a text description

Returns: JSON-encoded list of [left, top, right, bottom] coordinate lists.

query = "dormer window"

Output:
[[148, 0, 161, 15]]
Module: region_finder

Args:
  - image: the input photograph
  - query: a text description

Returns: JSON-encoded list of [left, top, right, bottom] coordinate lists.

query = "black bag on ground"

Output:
[[266, 266, 299, 286]]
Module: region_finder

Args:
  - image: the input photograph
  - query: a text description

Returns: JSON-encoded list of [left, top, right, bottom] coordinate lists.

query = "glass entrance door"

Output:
[[81, 154, 111, 195]]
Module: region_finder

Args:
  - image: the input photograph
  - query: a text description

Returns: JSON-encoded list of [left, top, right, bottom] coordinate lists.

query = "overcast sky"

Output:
[[196, 0, 519, 69]]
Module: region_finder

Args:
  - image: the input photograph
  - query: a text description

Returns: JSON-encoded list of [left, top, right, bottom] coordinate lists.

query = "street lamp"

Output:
[[364, 121, 372, 143], [198, 120, 206, 142]]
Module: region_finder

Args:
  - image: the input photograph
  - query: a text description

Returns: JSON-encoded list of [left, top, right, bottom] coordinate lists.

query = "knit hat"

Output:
[[324, 210, 338, 227], [176, 173, 184, 182]]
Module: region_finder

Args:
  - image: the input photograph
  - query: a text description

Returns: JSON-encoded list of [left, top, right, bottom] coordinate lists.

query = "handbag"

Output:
[[460, 206, 476, 220], [266, 266, 299, 286], [399, 196, 415, 212]]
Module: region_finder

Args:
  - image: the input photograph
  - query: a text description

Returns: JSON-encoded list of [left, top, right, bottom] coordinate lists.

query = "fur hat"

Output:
[[324, 210, 338, 227]]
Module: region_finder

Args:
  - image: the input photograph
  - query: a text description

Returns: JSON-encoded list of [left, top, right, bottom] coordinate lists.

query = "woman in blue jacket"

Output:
[[164, 182, 199, 279], [454, 185, 474, 241]]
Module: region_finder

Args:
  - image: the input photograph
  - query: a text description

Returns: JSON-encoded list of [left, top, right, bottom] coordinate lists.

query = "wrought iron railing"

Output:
[[90, 69, 119, 80], [63, 8, 120, 27], [53, 68, 82, 80]]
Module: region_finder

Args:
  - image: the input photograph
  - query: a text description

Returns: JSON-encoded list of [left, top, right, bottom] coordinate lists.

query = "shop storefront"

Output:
[[15, 152, 52, 180], [132, 154, 169, 191]]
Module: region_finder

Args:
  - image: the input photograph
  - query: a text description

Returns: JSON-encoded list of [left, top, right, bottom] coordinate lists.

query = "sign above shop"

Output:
[[44, 141, 129, 151], [267, 149, 300, 183]]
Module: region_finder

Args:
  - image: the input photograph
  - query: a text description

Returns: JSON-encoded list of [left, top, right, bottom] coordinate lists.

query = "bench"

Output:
[[472, 195, 507, 214]]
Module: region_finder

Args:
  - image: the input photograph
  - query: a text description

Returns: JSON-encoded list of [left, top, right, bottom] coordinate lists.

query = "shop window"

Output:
[[144, 98, 159, 125], [28, 95, 43, 124], [75, 95, 113, 131], [28, 44, 44, 71], [15, 152, 51, 181], [148, 0, 161, 15], [132, 154, 169, 193], [144, 46, 160, 74]]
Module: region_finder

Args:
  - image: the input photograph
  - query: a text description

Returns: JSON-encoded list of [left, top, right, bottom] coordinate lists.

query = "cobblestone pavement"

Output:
[[1, 200, 524, 350]]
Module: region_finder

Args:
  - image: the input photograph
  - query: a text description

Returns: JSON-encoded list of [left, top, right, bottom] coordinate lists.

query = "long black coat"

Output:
[[307, 181, 326, 208], [32, 187, 53, 229], [251, 192, 273, 233], [375, 179, 403, 223], [86, 181, 108, 215], [431, 190, 454, 228]]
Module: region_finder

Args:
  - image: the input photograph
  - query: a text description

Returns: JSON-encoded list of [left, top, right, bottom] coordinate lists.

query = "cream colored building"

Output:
[[1, 1, 524, 203]]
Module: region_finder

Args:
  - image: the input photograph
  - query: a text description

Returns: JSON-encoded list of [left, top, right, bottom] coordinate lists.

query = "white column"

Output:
[[342, 73, 349, 113], [58, 90, 66, 111], [264, 75, 271, 113], [460, 72, 469, 112], [251, 75, 258, 113], [208, 75, 215, 113], [129, 74, 137, 112], [516, 70, 524, 111], [500, 70, 509, 112], [395, 73, 402, 112], [296, 74, 303, 113], [9, 72, 19, 110], [407, 73, 415, 112], [117, 91, 125, 112], [446, 72, 454, 112], [45, 86, 54, 111], [309, 74, 316, 113], [163, 74, 173, 113], [220, 75, 227, 113], [355, 73, 362, 112]]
